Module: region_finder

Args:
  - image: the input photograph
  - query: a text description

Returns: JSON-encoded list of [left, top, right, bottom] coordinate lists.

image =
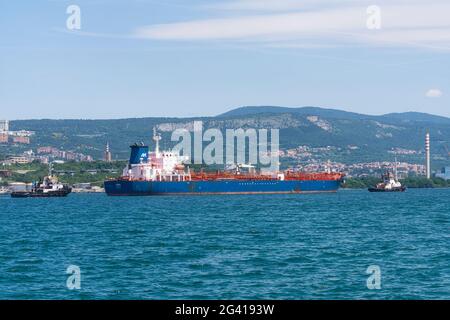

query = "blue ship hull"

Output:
[[104, 179, 341, 196]]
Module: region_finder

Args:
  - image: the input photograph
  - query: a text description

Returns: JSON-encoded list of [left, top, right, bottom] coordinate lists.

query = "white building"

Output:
[[0, 120, 9, 132], [3, 156, 30, 164]]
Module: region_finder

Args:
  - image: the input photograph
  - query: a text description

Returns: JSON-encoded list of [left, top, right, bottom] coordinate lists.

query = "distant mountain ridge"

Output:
[[219, 106, 369, 120], [379, 111, 450, 124], [219, 106, 450, 124], [3, 106, 450, 167]]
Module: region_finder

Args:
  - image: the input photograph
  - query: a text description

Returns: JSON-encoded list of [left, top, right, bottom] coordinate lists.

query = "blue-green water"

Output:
[[0, 189, 449, 299]]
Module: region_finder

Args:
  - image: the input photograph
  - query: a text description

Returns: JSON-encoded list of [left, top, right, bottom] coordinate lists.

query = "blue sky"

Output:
[[0, 0, 449, 119]]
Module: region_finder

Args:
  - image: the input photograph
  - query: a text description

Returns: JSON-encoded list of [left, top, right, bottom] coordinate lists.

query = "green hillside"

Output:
[[2, 107, 449, 167]]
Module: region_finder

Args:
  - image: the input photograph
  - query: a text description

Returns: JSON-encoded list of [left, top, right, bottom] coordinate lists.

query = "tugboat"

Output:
[[11, 164, 72, 198], [368, 159, 406, 192]]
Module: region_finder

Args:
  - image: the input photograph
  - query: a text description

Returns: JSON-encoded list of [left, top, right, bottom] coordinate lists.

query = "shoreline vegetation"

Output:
[[0, 161, 449, 189], [0, 161, 127, 188]]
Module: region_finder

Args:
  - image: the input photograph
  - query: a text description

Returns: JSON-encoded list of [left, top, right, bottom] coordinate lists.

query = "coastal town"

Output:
[[1, 118, 449, 191]]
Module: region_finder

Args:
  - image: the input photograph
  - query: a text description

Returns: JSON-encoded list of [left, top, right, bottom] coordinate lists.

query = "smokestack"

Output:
[[425, 132, 431, 179]]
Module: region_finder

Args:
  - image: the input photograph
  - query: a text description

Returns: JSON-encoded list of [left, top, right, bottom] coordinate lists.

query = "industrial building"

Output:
[[436, 167, 450, 180]]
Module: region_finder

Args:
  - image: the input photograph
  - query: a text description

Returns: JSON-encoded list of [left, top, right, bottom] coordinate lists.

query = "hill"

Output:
[[2, 106, 450, 167], [220, 106, 370, 120]]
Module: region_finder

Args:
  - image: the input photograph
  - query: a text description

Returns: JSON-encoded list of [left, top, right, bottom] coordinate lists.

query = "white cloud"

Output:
[[134, 1, 450, 50], [135, 8, 361, 40], [206, 0, 361, 12], [426, 89, 443, 98], [207, 0, 449, 12]]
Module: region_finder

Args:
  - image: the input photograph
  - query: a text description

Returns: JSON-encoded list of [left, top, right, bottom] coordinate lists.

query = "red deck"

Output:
[[113, 170, 344, 182], [189, 171, 344, 181]]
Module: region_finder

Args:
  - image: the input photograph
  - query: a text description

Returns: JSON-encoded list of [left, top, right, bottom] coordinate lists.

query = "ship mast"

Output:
[[153, 127, 161, 156], [48, 162, 53, 177], [394, 157, 398, 181]]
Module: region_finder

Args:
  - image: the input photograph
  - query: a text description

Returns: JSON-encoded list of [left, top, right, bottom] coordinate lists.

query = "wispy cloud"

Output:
[[205, 0, 360, 12], [134, 1, 450, 50], [56, 28, 130, 39], [206, 0, 449, 12], [426, 89, 443, 98]]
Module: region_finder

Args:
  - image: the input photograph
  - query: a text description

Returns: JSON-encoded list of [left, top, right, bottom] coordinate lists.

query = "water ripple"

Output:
[[0, 189, 449, 299]]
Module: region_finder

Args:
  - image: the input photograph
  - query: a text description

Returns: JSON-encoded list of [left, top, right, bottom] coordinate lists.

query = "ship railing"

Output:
[[190, 172, 275, 181], [112, 172, 344, 182], [187, 171, 344, 181], [284, 172, 344, 181]]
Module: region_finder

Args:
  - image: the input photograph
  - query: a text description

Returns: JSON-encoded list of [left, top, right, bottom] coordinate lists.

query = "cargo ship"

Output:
[[104, 130, 344, 196]]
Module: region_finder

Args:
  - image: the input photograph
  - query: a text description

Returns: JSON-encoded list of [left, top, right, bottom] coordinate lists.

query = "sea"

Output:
[[0, 188, 449, 300]]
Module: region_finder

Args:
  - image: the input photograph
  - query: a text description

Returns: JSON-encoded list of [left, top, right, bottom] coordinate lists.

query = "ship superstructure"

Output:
[[120, 128, 191, 183]]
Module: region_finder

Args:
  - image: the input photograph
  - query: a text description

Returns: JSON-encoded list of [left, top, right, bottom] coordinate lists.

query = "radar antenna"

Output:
[[153, 127, 162, 155]]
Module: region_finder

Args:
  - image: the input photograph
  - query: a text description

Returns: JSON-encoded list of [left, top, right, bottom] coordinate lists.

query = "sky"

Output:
[[0, 0, 449, 120]]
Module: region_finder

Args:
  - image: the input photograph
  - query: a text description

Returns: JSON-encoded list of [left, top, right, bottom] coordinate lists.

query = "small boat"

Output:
[[11, 176, 72, 198], [368, 159, 406, 192], [368, 180, 406, 192], [11, 163, 71, 198]]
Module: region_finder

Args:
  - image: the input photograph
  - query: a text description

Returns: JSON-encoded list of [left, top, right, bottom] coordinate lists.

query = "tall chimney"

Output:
[[104, 142, 112, 162], [425, 132, 431, 179]]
